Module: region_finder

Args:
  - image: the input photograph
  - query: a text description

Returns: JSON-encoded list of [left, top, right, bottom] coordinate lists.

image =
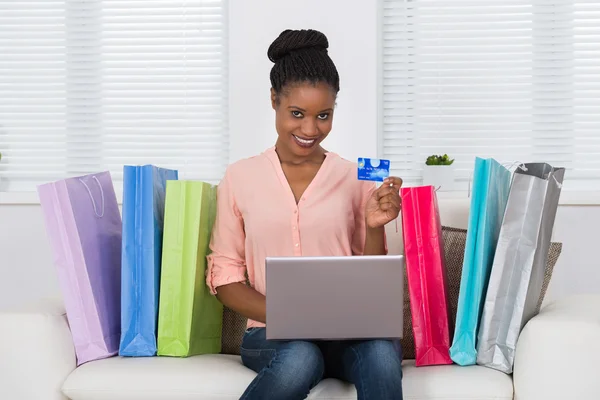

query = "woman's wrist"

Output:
[[366, 224, 384, 235], [363, 222, 386, 255]]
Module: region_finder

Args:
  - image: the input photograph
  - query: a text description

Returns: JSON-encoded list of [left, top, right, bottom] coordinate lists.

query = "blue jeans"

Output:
[[239, 328, 403, 400]]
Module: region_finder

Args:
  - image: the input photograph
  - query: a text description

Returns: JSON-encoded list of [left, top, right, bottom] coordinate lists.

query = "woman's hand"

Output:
[[365, 176, 403, 229]]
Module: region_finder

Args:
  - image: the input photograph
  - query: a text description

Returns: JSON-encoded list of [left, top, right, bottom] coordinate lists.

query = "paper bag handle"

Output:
[[514, 163, 563, 188], [552, 175, 563, 189], [79, 176, 105, 217], [467, 161, 528, 198]]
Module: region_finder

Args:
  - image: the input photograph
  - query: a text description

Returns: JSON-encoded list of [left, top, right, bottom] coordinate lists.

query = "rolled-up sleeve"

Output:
[[206, 167, 247, 295]]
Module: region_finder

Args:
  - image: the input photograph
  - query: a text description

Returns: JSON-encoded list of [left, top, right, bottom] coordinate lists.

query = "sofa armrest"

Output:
[[0, 298, 76, 400], [514, 294, 600, 400]]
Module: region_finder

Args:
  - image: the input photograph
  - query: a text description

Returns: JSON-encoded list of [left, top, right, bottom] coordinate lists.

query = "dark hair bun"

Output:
[[267, 29, 329, 63]]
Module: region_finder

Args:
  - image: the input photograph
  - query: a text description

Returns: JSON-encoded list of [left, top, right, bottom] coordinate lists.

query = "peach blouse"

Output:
[[206, 146, 380, 328]]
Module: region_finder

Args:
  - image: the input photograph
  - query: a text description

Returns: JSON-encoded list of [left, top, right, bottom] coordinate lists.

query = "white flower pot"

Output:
[[422, 165, 455, 191]]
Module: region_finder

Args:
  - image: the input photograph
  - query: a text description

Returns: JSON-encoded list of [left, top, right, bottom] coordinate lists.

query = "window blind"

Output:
[[381, 0, 600, 192], [0, 0, 228, 193]]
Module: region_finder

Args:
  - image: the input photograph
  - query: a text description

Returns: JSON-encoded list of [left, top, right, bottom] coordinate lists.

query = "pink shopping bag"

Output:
[[401, 185, 453, 366], [38, 171, 121, 365]]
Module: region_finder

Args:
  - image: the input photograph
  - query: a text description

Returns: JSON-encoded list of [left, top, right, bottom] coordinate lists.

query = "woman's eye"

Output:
[[318, 113, 329, 120], [291, 110, 303, 118]]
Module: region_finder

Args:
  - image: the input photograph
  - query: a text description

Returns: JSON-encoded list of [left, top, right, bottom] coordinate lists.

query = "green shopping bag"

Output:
[[157, 180, 223, 357]]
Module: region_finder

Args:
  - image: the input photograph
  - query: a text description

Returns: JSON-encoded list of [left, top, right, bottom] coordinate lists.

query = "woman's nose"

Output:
[[300, 118, 318, 136]]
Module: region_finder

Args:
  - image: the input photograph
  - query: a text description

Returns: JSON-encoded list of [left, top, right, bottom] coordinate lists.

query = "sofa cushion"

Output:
[[62, 354, 513, 400], [221, 305, 247, 355], [220, 226, 562, 360]]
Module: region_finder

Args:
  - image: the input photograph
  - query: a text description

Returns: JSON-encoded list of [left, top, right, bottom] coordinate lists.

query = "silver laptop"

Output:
[[265, 255, 404, 340]]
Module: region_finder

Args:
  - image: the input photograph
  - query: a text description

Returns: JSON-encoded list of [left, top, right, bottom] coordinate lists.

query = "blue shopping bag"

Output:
[[449, 157, 511, 365], [119, 165, 178, 357]]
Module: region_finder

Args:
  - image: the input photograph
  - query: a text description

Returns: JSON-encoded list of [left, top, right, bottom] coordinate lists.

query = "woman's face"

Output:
[[271, 81, 336, 160]]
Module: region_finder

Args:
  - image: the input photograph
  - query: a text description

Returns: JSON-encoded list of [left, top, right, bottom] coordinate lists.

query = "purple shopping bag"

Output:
[[38, 171, 121, 365]]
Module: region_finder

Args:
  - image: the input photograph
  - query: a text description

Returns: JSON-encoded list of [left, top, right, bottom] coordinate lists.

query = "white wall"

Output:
[[0, 205, 58, 309], [0, 0, 599, 310], [549, 207, 600, 300]]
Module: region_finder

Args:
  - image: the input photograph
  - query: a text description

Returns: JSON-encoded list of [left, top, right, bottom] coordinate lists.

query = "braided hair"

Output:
[[267, 29, 340, 102]]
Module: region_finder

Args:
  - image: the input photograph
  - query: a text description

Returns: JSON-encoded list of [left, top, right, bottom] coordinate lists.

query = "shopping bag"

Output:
[[449, 158, 511, 365], [37, 172, 121, 365], [401, 185, 453, 366], [157, 180, 223, 357], [476, 163, 565, 373], [119, 165, 178, 357]]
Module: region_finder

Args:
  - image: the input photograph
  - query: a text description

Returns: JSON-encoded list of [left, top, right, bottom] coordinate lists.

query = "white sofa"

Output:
[[1, 199, 600, 400]]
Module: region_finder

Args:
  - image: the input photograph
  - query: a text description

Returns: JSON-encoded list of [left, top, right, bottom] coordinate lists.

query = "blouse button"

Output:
[[295, 243, 299, 247], [294, 210, 297, 214]]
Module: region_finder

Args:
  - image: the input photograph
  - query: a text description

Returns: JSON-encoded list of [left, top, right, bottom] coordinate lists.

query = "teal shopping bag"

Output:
[[449, 158, 511, 365]]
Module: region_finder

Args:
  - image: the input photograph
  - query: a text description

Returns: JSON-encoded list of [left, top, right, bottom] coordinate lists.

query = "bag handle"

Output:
[[504, 161, 528, 172], [79, 176, 105, 217], [467, 160, 528, 198], [552, 175, 563, 189], [514, 163, 562, 188]]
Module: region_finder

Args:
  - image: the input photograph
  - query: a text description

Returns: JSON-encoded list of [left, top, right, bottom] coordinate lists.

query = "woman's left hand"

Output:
[[365, 176, 403, 229]]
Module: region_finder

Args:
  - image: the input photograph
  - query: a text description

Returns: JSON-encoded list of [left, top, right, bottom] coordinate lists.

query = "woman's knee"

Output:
[[274, 341, 325, 386], [241, 340, 324, 399], [354, 340, 403, 377], [346, 340, 403, 399]]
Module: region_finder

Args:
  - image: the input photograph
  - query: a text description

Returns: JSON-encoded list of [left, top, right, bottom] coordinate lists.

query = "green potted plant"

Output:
[[422, 154, 455, 191]]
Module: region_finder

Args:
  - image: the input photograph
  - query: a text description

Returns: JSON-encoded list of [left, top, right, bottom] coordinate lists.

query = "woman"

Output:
[[206, 28, 404, 400]]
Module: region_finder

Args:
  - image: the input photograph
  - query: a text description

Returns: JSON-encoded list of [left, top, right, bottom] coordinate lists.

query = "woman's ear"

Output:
[[270, 88, 278, 110]]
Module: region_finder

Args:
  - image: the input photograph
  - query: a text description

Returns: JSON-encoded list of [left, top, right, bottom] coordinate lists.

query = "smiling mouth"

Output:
[[293, 134, 318, 148]]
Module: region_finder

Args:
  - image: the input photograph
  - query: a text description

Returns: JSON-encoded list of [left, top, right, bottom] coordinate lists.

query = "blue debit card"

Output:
[[358, 158, 390, 182]]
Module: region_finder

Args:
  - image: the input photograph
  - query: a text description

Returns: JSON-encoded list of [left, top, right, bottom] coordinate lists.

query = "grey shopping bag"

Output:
[[476, 163, 565, 374]]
